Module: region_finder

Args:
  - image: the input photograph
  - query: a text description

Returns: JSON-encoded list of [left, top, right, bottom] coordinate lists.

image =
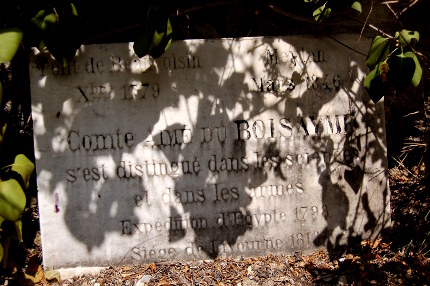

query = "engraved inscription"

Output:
[[30, 36, 389, 268]]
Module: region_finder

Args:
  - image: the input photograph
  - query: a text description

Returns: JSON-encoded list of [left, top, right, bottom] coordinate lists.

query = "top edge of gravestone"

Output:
[[29, 33, 370, 55], [169, 33, 368, 41], [178, 34, 370, 44]]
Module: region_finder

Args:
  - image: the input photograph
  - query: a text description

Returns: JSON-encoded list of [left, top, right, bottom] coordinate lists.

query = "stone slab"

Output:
[[29, 35, 390, 268]]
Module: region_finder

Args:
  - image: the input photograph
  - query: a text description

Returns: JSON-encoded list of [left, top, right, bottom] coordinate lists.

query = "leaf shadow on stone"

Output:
[[30, 35, 390, 265]]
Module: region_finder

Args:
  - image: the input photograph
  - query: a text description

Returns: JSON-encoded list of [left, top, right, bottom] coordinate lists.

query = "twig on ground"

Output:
[[390, 154, 421, 179]]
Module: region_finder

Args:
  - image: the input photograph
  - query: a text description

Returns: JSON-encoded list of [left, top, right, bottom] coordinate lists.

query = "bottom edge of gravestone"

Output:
[[53, 267, 107, 280], [49, 247, 329, 279]]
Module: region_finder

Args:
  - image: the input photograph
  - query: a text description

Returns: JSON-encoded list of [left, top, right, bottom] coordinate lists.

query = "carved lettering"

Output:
[[208, 155, 248, 172], [66, 164, 108, 183], [212, 184, 239, 202], [67, 129, 134, 152], [85, 58, 104, 74], [122, 81, 159, 100], [162, 187, 205, 204], [289, 232, 320, 248], [212, 238, 283, 254], [162, 52, 201, 70], [131, 246, 177, 261], [248, 183, 304, 198], [217, 209, 288, 228], [295, 205, 328, 221], [33, 57, 78, 76], [120, 216, 208, 236]]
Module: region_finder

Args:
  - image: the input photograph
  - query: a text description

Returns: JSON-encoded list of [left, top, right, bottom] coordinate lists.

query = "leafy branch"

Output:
[[268, 0, 424, 104], [363, 32, 422, 103]]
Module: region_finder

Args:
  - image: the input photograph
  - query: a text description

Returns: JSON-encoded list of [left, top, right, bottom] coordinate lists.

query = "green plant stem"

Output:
[[1, 237, 10, 268], [386, 46, 399, 60]]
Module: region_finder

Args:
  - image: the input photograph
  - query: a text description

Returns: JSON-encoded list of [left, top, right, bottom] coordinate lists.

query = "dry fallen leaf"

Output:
[[345, 254, 354, 260], [144, 263, 157, 273], [121, 272, 136, 279], [158, 277, 173, 286], [18, 265, 44, 285], [381, 242, 391, 249], [44, 269, 60, 282], [372, 239, 381, 249]]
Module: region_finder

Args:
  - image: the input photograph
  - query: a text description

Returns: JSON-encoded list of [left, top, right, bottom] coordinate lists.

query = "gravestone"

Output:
[[29, 35, 390, 269]]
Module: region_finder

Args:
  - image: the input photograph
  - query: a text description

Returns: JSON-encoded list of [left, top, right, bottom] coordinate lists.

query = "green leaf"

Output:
[[133, 3, 154, 58], [15, 220, 22, 242], [45, 270, 61, 282], [313, 2, 331, 22], [387, 53, 415, 90], [134, 3, 173, 58], [0, 28, 23, 63], [150, 18, 173, 58], [0, 242, 3, 263], [42, 13, 58, 31], [364, 64, 378, 90], [366, 36, 389, 70], [153, 30, 165, 48], [11, 154, 35, 189], [351, 1, 362, 13], [31, 10, 48, 29], [70, 3, 78, 16], [32, 3, 82, 66], [364, 62, 389, 103], [0, 156, 33, 223], [0, 179, 26, 222], [396, 29, 420, 47], [403, 51, 422, 87], [0, 123, 7, 150]]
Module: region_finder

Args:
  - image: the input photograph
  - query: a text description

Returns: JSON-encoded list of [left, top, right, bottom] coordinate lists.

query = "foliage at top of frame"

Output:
[[364, 29, 422, 103]]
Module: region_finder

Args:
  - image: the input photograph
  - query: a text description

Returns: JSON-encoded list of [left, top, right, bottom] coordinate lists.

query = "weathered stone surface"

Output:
[[29, 35, 390, 268]]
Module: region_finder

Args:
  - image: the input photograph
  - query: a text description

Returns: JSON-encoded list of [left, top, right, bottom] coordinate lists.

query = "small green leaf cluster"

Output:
[[0, 28, 23, 103], [0, 155, 35, 267], [28, 1, 173, 65], [1, 1, 174, 67], [303, 0, 362, 22], [0, 6, 36, 270], [0, 30, 35, 265], [364, 30, 422, 103], [133, 1, 173, 59], [31, 1, 81, 67]]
